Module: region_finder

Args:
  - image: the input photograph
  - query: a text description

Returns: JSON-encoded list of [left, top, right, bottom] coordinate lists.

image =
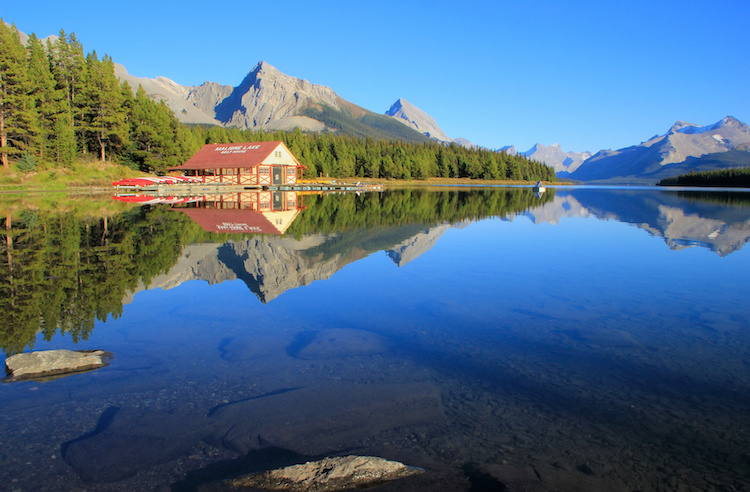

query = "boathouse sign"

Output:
[[215, 145, 261, 154]]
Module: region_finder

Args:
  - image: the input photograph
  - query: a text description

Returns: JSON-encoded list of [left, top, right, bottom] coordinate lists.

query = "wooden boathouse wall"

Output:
[[168, 141, 305, 186]]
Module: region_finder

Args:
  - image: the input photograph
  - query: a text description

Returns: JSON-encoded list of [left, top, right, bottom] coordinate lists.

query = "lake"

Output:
[[1, 186, 749, 491]]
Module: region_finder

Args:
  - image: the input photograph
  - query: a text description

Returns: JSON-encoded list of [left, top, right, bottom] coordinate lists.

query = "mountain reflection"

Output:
[[4, 186, 749, 356], [525, 188, 750, 256]]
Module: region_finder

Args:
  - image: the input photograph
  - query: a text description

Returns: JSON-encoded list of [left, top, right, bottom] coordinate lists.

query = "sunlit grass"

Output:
[[0, 159, 145, 191]]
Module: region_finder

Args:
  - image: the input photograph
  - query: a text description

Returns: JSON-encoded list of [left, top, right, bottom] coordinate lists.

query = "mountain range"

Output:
[[115, 61, 479, 146], [568, 116, 750, 183], [119, 58, 750, 184]]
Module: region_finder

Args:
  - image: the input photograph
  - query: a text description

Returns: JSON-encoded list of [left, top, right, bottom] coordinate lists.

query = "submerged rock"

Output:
[[63, 406, 217, 482], [226, 455, 423, 491], [208, 383, 444, 455], [289, 328, 391, 360], [4, 349, 112, 382]]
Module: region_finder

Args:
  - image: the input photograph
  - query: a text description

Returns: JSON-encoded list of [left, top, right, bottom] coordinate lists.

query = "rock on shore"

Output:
[[4, 349, 112, 382], [226, 455, 423, 491]]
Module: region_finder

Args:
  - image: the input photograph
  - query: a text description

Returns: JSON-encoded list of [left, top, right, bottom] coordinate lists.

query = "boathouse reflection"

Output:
[[114, 190, 306, 235], [172, 191, 303, 235]]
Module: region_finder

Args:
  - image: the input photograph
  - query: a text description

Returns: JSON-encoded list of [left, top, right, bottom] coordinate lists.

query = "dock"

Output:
[[113, 181, 384, 195]]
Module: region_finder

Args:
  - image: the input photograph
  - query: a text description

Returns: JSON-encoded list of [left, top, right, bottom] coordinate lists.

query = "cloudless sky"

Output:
[[3, 0, 748, 153]]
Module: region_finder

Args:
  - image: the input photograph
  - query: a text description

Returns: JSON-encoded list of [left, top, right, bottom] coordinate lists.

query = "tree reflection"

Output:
[[1, 188, 554, 356]]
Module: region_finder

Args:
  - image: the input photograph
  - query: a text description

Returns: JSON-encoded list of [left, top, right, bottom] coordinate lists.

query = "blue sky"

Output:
[[3, 0, 748, 153]]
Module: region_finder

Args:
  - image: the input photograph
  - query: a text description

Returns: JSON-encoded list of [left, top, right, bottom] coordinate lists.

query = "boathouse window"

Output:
[[259, 167, 270, 175], [274, 151, 282, 158], [286, 167, 295, 175]]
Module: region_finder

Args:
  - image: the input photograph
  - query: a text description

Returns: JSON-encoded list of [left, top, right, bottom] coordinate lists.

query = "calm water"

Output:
[[1, 187, 749, 491]]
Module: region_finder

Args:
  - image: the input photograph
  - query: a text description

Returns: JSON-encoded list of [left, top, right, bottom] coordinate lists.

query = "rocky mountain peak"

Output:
[[212, 61, 342, 129], [385, 98, 451, 142], [718, 115, 749, 132], [668, 120, 697, 134], [523, 143, 592, 174]]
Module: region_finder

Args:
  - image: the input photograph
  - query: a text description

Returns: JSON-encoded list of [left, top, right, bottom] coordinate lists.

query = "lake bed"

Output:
[[1, 187, 749, 491]]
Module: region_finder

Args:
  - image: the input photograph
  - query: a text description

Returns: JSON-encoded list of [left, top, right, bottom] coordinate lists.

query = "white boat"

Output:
[[533, 181, 546, 193]]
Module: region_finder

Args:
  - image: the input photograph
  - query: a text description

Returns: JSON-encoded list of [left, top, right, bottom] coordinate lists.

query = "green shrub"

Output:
[[16, 155, 37, 173]]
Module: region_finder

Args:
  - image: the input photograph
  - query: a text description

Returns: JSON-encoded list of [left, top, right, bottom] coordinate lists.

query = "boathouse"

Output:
[[169, 141, 305, 186]]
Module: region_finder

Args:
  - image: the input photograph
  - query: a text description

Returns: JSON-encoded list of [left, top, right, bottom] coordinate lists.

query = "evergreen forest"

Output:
[[0, 22, 556, 182], [658, 168, 750, 188]]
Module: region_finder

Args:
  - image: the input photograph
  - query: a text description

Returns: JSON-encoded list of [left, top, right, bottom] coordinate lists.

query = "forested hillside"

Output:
[[0, 22, 555, 182]]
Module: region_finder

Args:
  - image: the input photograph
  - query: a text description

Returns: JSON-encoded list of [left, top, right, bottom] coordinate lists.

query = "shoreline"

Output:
[[1, 177, 572, 194]]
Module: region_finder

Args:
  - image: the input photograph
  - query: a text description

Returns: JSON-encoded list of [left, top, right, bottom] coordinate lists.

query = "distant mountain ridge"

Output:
[[522, 143, 592, 174], [570, 116, 750, 183]]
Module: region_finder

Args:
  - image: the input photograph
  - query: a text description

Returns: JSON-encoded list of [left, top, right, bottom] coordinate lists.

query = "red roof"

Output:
[[169, 141, 304, 171], [177, 208, 283, 234]]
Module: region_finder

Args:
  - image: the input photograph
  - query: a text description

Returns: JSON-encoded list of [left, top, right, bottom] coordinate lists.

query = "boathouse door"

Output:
[[272, 191, 283, 211], [272, 166, 283, 185]]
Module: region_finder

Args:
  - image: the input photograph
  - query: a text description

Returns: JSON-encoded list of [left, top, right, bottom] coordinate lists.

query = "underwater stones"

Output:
[[209, 383, 444, 455], [226, 455, 423, 491], [62, 407, 216, 482], [288, 329, 390, 360], [4, 349, 112, 382]]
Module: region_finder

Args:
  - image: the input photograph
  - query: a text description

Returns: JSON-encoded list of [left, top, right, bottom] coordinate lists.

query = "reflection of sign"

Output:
[[214, 145, 261, 155], [216, 222, 263, 233], [172, 191, 304, 235]]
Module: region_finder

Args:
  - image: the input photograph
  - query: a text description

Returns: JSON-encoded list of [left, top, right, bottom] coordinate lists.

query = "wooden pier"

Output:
[[113, 181, 383, 195]]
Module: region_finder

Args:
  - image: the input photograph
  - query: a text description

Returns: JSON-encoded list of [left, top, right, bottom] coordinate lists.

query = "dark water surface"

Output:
[[1, 187, 749, 491]]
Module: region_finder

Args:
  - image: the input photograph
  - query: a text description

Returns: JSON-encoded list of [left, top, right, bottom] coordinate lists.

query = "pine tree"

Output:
[[0, 21, 35, 168], [25, 33, 62, 164], [49, 30, 88, 157], [84, 52, 128, 162], [127, 85, 180, 173]]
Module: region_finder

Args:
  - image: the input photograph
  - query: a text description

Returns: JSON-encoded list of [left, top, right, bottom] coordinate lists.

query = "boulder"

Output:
[[4, 349, 112, 382], [226, 455, 423, 491]]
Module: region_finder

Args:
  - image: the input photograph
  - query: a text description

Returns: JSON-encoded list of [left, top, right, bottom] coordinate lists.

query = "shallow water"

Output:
[[1, 187, 749, 491]]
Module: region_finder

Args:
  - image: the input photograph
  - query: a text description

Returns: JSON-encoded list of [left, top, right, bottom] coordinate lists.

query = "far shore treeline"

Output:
[[0, 22, 556, 182], [658, 168, 750, 187]]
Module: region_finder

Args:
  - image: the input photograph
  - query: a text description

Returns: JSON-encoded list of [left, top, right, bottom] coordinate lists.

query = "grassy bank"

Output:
[[0, 160, 145, 193]]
